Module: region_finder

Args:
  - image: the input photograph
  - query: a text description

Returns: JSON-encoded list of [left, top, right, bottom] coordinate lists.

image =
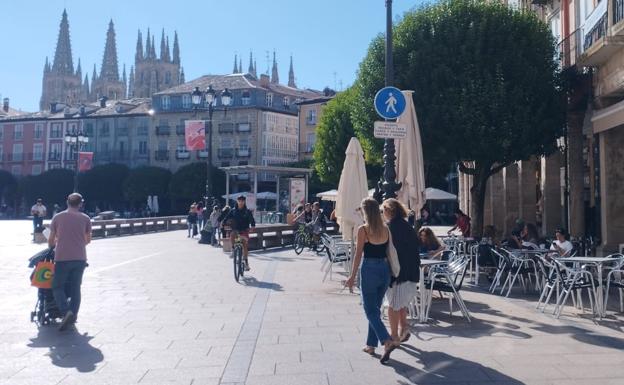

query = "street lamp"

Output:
[[190, 85, 232, 208], [64, 127, 89, 192]]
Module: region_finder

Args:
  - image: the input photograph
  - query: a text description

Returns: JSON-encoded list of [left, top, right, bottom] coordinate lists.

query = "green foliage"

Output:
[[169, 162, 225, 205], [313, 88, 357, 185], [356, 0, 564, 170], [123, 166, 172, 203], [77, 163, 130, 208], [19, 169, 74, 207], [0, 170, 16, 201]]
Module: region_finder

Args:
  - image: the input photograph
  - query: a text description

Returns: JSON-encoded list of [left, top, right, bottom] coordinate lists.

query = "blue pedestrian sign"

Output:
[[374, 86, 406, 120]]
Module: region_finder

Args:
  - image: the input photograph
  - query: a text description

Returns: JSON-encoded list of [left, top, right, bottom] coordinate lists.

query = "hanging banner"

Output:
[[185, 120, 206, 150], [78, 152, 93, 171]]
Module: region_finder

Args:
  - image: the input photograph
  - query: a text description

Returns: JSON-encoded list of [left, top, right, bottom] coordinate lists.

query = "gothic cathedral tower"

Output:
[[131, 29, 182, 98], [91, 20, 126, 101], [40, 10, 85, 110]]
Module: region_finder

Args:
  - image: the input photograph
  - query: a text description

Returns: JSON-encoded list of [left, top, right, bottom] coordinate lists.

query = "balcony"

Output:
[[154, 150, 169, 161], [236, 148, 250, 158], [156, 126, 171, 135], [579, 1, 624, 66], [176, 150, 191, 159], [557, 29, 582, 69], [218, 148, 234, 158], [175, 125, 185, 135], [197, 150, 209, 159], [614, 0, 624, 34], [48, 153, 61, 161], [218, 123, 234, 133]]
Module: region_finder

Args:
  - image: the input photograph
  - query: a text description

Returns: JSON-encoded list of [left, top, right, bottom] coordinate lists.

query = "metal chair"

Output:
[[603, 254, 624, 314], [424, 254, 471, 322], [552, 258, 597, 318]]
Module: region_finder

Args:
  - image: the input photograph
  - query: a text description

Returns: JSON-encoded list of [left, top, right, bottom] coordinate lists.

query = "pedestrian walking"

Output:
[[209, 205, 220, 246], [345, 198, 400, 364], [382, 198, 420, 345], [47, 193, 91, 331], [31, 198, 47, 240], [196, 202, 205, 230], [187, 204, 198, 238]]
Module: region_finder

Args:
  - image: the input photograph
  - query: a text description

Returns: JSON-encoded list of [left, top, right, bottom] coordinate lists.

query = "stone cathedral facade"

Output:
[[40, 9, 183, 110]]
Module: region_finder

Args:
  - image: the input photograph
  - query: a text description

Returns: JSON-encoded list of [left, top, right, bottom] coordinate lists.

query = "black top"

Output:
[[363, 241, 388, 259], [388, 217, 420, 283], [187, 212, 198, 224], [225, 206, 256, 232]]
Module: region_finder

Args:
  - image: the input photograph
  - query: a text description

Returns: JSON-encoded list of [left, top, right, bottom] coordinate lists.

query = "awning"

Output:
[[592, 99, 624, 134]]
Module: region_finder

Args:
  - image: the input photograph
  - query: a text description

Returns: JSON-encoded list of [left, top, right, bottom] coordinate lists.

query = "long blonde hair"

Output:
[[361, 198, 385, 236]]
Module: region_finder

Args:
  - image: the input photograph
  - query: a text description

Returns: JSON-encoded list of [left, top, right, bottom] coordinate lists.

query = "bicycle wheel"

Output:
[[233, 245, 242, 282], [294, 233, 305, 255]]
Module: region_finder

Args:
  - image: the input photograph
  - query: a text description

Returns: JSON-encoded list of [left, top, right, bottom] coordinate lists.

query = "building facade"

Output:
[[296, 95, 334, 160], [131, 29, 183, 98]]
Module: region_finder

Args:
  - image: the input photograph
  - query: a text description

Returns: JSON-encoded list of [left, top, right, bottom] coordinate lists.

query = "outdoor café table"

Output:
[[555, 256, 621, 318], [417, 258, 448, 323]]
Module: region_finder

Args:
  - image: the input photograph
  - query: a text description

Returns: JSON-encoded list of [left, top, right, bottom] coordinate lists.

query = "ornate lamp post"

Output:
[[556, 134, 569, 231], [191, 85, 232, 207], [64, 127, 88, 192]]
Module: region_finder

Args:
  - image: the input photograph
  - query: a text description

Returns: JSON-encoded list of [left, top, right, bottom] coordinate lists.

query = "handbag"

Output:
[[31, 261, 55, 289], [386, 229, 401, 278]]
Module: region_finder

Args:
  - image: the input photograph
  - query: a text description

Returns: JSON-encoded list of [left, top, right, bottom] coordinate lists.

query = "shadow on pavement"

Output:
[[242, 276, 284, 291], [393, 345, 525, 385], [27, 326, 103, 373]]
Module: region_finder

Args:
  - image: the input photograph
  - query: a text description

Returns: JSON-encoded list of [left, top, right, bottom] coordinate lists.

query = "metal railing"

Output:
[[236, 148, 250, 158], [615, 0, 624, 26], [584, 1, 608, 51], [218, 148, 234, 158], [156, 126, 171, 135], [557, 29, 582, 68]]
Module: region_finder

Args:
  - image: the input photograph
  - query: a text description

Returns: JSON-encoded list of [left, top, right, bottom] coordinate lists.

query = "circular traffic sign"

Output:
[[374, 86, 406, 120]]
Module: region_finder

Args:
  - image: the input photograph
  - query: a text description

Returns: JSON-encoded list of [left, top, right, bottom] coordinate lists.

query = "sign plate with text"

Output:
[[374, 121, 407, 139]]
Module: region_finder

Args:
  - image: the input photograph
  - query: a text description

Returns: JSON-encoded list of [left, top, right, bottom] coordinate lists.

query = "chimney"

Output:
[[79, 105, 86, 116], [2, 98, 8, 112], [64, 106, 72, 117], [99, 96, 108, 108], [259, 74, 270, 87], [50, 102, 58, 113]]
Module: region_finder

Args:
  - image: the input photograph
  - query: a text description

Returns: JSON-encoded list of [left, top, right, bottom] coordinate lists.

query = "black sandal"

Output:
[[380, 343, 397, 364], [400, 332, 411, 343]]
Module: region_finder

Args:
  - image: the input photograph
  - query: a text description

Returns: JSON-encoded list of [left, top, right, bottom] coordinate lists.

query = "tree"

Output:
[[313, 87, 357, 185], [77, 163, 130, 210], [123, 166, 172, 204], [20, 169, 74, 208], [0, 170, 16, 202], [354, 0, 565, 235], [169, 162, 225, 209]]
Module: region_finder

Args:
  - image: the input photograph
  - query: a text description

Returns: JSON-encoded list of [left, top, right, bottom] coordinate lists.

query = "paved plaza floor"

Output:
[[1, 221, 623, 385]]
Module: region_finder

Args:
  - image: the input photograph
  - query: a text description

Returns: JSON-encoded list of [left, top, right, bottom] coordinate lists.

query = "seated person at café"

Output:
[[521, 223, 540, 250], [418, 227, 445, 259], [550, 228, 573, 256]]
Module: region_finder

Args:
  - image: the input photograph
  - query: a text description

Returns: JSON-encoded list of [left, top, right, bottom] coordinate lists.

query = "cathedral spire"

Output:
[[240, 57, 243, 74], [83, 74, 90, 99], [233, 54, 238, 73], [52, 9, 75, 75], [151, 35, 156, 59], [160, 29, 167, 61], [128, 66, 135, 98], [92, 64, 97, 84], [288, 55, 296, 88], [145, 28, 151, 58], [135, 30, 143, 61], [248, 51, 256, 77], [172, 31, 180, 64], [100, 19, 120, 82], [122, 64, 127, 97], [76, 58, 82, 78], [179, 67, 185, 83], [165, 36, 171, 62], [44, 57, 50, 73], [271, 51, 279, 84]]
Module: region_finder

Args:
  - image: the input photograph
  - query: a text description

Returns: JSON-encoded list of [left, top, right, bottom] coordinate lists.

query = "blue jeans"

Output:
[[52, 260, 87, 317], [360, 258, 391, 347]]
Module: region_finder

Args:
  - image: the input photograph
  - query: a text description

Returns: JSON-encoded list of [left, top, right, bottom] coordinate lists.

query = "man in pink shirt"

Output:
[[48, 193, 92, 331]]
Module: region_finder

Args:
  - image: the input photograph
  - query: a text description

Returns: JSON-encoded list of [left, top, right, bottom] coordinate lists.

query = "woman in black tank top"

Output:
[[345, 198, 399, 364]]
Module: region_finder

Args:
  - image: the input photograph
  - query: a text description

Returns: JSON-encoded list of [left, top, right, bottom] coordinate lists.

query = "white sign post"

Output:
[[373, 121, 407, 139]]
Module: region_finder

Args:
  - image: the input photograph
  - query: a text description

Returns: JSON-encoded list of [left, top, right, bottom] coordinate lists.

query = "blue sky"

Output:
[[0, 0, 425, 112]]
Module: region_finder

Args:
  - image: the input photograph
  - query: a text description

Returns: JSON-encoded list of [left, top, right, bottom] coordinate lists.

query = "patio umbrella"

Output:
[[395, 90, 426, 213], [316, 189, 338, 201], [336, 137, 368, 241], [425, 187, 457, 201]]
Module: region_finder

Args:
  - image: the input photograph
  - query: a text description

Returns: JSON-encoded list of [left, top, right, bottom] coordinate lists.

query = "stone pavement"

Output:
[[1, 221, 624, 385]]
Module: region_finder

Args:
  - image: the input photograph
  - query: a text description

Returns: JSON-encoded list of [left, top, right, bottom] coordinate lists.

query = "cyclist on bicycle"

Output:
[[310, 202, 326, 245], [225, 195, 256, 271]]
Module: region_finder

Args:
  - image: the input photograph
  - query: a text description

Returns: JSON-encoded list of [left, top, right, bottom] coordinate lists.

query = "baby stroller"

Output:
[[28, 248, 69, 325]]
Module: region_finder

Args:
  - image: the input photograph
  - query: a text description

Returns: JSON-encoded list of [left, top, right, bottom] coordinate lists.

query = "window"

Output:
[[119, 141, 126, 156], [50, 143, 62, 160], [101, 142, 109, 152], [33, 143, 43, 161], [84, 123, 94, 136], [221, 137, 233, 148], [161, 96, 171, 110], [177, 136, 186, 151], [306, 109, 317, 125], [100, 121, 110, 137], [283, 96, 289, 108], [266, 93, 273, 107], [237, 123, 251, 132], [32, 164, 42, 175], [242, 91, 251, 105], [50, 123, 62, 138], [139, 141, 148, 154], [137, 125, 148, 136], [14, 124, 23, 140], [11, 165, 22, 176], [239, 138, 249, 151], [158, 140, 168, 150], [12, 143, 23, 161], [34, 124, 44, 139], [182, 94, 192, 109], [165, 71, 172, 84]]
